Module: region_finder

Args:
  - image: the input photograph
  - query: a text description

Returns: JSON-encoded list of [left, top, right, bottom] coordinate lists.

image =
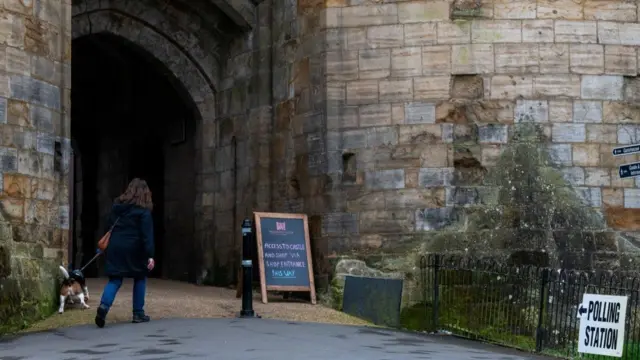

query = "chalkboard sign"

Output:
[[254, 212, 316, 304]]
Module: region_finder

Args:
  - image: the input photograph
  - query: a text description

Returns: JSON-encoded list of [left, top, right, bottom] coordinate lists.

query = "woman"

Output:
[[95, 178, 156, 328]]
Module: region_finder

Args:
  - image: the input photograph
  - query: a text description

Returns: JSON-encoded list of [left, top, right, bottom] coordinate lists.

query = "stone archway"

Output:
[[70, 0, 221, 282]]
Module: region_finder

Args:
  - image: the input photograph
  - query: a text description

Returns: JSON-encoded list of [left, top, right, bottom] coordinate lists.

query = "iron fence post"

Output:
[[535, 268, 549, 352], [433, 254, 440, 331]]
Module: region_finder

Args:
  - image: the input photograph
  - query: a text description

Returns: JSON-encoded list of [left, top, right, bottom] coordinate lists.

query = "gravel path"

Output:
[[26, 278, 369, 332]]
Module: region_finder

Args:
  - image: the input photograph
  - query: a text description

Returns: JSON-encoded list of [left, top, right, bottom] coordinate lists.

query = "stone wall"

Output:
[[0, 0, 72, 332], [321, 0, 640, 271]]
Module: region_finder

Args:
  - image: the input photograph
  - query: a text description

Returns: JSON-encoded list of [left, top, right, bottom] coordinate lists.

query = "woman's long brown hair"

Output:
[[115, 178, 153, 210]]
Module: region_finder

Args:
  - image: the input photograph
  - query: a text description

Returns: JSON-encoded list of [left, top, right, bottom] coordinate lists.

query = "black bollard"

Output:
[[240, 218, 256, 317]]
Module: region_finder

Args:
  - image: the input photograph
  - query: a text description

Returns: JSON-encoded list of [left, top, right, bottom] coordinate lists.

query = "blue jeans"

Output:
[[100, 276, 147, 316]]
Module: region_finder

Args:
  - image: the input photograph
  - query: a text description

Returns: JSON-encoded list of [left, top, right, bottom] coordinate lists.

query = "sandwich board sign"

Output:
[[577, 293, 628, 357]]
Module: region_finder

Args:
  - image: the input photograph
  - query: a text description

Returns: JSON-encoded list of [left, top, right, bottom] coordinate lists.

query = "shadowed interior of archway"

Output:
[[71, 33, 198, 282]]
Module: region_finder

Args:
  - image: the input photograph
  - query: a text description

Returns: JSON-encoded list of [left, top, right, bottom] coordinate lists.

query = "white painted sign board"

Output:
[[577, 293, 628, 358]]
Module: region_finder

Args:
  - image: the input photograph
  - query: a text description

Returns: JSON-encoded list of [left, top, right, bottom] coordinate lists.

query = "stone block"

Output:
[[547, 144, 572, 166], [6, 47, 29, 76], [494, 43, 539, 73], [0, 197, 23, 221], [0, 97, 6, 125], [398, 124, 442, 144], [9, 75, 60, 110], [358, 49, 390, 79], [490, 75, 533, 99], [346, 80, 379, 105], [385, 188, 445, 209], [534, 75, 581, 98], [450, 75, 483, 99], [573, 144, 599, 166], [0, 147, 18, 172], [515, 100, 548, 123], [364, 169, 405, 190], [451, 44, 494, 74], [367, 25, 403, 48], [585, 168, 610, 187], [464, 100, 514, 123], [584, 1, 637, 21], [359, 103, 391, 128], [549, 100, 573, 122], [569, 44, 604, 74], [347, 28, 366, 49], [398, 1, 450, 23], [341, 4, 398, 27], [391, 103, 404, 125], [342, 129, 367, 149], [326, 51, 358, 81], [403, 102, 436, 124], [576, 187, 602, 207], [422, 45, 451, 75], [580, 75, 624, 100], [471, 20, 521, 43], [367, 127, 398, 147], [598, 22, 640, 46], [573, 101, 602, 123], [539, 44, 569, 73], [415, 207, 454, 231], [624, 188, 640, 208], [379, 79, 412, 102], [418, 167, 453, 187], [586, 124, 617, 143], [603, 101, 640, 124], [420, 144, 451, 167], [537, 0, 584, 19], [617, 125, 640, 144], [414, 76, 450, 100], [561, 167, 585, 186], [404, 23, 437, 46], [391, 47, 422, 77], [478, 124, 508, 144], [522, 20, 554, 43], [624, 76, 640, 102], [359, 209, 414, 234], [604, 45, 637, 76], [554, 21, 597, 43], [324, 28, 348, 51], [36, 132, 54, 155], [437, 21, 471, 44], [494, 0, 535, 19], [322, 212, 358, 236], [602, 188, 623, 207], [552, 124, 586, 143], [327, 104, 359, 130]]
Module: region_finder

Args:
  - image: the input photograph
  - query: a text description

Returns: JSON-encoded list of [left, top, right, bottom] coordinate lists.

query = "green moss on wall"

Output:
[[0, 267, 58, 336]]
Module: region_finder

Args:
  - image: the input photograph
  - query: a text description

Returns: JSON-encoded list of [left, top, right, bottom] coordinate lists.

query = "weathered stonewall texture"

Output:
[[0, 0, 72, 333], [321, 0, 640, 270], [6, 0, 640, 330]]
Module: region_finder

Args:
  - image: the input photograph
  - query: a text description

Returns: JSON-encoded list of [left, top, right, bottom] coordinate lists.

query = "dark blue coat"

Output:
[[103, 203, 155, 278]]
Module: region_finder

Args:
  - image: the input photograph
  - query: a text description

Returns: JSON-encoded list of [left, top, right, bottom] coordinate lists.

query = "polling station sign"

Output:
[[577, 293, 628, 357]]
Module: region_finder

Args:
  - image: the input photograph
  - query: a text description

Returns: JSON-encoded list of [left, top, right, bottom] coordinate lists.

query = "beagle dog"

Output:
[[58, 266, 90, 314]]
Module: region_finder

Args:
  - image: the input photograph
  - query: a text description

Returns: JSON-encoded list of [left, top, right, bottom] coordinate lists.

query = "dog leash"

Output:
[[79, 216, 121, 272], [80, 250, 103, 272]]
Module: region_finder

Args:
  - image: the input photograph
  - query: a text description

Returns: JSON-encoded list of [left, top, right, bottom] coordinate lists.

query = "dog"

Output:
[[58, 266, 90, 314]]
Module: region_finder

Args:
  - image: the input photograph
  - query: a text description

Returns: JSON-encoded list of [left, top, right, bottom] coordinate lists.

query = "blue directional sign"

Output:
[[613, 144, 640, 156], [619, 162, 640, 178]]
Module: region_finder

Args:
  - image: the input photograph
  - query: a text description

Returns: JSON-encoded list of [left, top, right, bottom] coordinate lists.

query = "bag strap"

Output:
[[108, 216, 120, 232]]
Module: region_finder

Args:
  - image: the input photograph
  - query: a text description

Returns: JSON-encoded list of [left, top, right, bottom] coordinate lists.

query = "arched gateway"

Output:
[[70, 0, 222, 283]]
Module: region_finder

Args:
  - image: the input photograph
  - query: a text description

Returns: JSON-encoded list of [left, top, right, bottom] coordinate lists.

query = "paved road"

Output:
[[0, 318, 551, 360]]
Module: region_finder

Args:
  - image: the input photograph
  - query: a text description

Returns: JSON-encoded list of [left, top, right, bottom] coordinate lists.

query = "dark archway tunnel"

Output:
[[71, 33, 198, 282]]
